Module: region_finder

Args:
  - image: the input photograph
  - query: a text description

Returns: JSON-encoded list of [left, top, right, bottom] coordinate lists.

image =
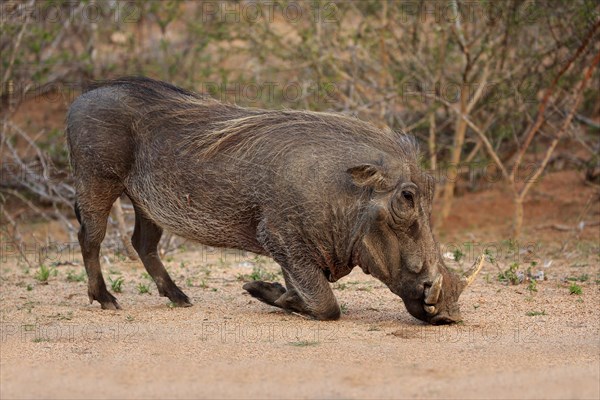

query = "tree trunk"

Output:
[[440, 84, 469, 222], [512, 195, 524, 239]]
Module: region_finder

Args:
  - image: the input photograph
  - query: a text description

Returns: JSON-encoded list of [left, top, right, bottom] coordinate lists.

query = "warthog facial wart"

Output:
[[66, 77, 483, 324]]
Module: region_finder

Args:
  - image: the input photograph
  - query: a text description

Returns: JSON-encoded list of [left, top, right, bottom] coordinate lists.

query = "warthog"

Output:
[[66, 77, 483, 324]]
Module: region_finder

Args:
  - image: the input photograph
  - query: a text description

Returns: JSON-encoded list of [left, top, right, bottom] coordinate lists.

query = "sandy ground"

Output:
[[1, 169, 599, 399], [1, 235, 599, 399]]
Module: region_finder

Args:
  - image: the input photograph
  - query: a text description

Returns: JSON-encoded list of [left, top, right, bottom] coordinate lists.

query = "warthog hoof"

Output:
[[164, 286, 193, 307], [243, 281, 287, 307], [89, 289, 122, 310]]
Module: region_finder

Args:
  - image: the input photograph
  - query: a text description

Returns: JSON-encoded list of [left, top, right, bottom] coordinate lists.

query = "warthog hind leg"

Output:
[[131, 204, 191, 307], [75, 179, 124, 310]]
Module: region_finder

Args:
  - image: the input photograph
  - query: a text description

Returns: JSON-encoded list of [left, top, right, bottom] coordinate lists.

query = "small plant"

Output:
[[453, 248, 465, 263], [334, 282, 347, 290], [569, 283, 582, 295], [567, 274, 589, 282], [238, 264, 278, 282], [526, 310, 546, 316], [367, 326, 381, 331], [498, 263, 520, 285], [186, 277, 193, 287], [527, 279, 538, 293], [484, 273, 491, 284], [505, 238, 518, 252], [66, 270, 86, 282], [115, 253, 127, 262], [53, 312, 73, 321], [484, 249, 496, 264], [26, 284, 33, 291], [340, 303, 348, 314], [137, 283, 150, 294], [125, 315, 134, 322], [35, 265, 52, 283], [109, 276, 124, 293]]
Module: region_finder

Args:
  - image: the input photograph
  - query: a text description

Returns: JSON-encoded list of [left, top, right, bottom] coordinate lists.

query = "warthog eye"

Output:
[[401, 190, 414, 207], [400, 183, 417, 208], [390, 183, 418, 226]]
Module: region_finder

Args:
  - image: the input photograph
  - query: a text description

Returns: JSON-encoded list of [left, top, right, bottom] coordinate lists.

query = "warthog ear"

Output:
[[347, 164, 392, 192]]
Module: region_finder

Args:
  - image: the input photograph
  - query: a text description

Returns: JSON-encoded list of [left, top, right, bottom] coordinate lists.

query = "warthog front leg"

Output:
[[242, 281, 286, 306], [250, 224, 341, 320], [243, 271, 340, 320], [131, 204, 191, 307]]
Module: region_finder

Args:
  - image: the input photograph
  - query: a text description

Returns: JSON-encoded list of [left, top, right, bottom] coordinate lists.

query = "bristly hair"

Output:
[[86, 77, 420, 162]]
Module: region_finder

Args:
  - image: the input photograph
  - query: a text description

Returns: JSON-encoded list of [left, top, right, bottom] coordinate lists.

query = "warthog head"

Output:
[[349, 162, 484, 325]]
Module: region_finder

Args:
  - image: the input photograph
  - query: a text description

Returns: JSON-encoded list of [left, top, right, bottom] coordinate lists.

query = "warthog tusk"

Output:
[[461, 254, 485, 289], [425, 274, 443, 305], [424, 305, 436, 314]]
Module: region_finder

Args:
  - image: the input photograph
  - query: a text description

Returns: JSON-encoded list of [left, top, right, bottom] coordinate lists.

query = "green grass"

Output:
[[237, 265, 278, 282], [66, 269, 86, 282], [109, 276, 124, 293], [137, 283, 150, 294], [498, 263, 520, 285], [453, 249, 465, 262], [526, 310, 546, 316], [569, 283, 582, 295], [288, 340, 319, 347], [52, 312, 73, 321], [527, 279, 538, 293], [35, 265, 53, 283], [484, 249, 496, 264], [140, 272, 151, 280], [567, 274, 589, 282]]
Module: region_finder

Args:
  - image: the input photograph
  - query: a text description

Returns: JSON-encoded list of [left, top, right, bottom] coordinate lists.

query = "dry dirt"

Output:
[[1, 169, 599, 399]]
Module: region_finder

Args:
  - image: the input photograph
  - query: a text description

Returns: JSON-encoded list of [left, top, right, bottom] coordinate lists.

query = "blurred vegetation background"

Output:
[[1, 0, 599, 255]]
